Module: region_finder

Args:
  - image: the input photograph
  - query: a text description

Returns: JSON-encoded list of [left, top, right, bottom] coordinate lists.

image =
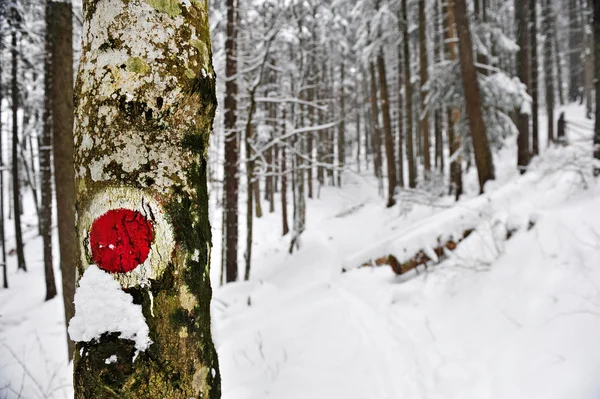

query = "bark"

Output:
[[445, 0, 463, 199], [530, 0, 539, 155], [516, 0, 531, 173], [49, 2, 76, 358], [72, 1, 221, 397], [434, 0, 444, 172], [569, 0, 582, 102], [594, 0, 600, 174], [224, 0, 239, 283], [42, 1, 55, 304], [11, 15, 26, 272], [0, 16, 6, 289], [554, 19, 566, 106], [419, 0, 431, 173], [454, 0, 495, 192], [543, 0, 555, 143], [337, 60, 345, 187], [396, 21, 404, 187], [583, 3, 594, 119], [281, 110, 289, 235], [377, 52, 397, 207], [402, 0, 417, 188], [369, 62, 383, 181]]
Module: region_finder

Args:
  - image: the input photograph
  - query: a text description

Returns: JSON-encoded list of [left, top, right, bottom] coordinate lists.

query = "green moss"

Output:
[[145, 0, 181, 17], [126, 57, 150, 74], [184, 68, 196, 79]]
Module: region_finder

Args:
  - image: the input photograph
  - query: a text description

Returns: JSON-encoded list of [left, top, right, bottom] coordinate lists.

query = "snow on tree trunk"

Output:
[[71, 1, 220, 397]]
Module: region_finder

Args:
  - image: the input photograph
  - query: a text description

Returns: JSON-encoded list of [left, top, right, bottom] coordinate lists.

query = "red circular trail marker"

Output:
[[90, 208, 154, 273]]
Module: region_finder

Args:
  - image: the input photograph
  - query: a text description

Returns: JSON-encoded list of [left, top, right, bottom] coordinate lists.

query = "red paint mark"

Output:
[[90, 209, 154, 273]]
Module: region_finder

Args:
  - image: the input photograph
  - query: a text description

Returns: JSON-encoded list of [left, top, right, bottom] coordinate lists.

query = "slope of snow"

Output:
[[2, 104, 600, 398]]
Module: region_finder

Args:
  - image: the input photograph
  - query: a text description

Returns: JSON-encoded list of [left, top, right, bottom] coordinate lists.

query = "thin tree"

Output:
[[516, 0, 531, 173], [377, 50, 397, 207], [568, 0, 582, 102], [419, 0, 431, 173], [454, 0, 495, 192], [10, 6, 26, 272], [543, 0, 555, 143], [224, 0, 239, 283], [71, 1, 221, 395], [402, 0, 417, 188], [593, 0, 600, 174], [337, 59, 345, 187], [530, 0, 539, 155], [41, 0, 56, 302], [0, 6, 6, 289]]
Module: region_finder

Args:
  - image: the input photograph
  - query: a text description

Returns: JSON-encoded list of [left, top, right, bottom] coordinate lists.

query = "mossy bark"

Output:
[[73, 0, 220, 397]]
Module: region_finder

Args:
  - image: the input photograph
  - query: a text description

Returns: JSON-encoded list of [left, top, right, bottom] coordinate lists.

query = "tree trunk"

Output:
[[377, 52, 397, 207], [402, 0, 417, 188], [543, 0, 555, 143], [71, 2, 221, 396], [593, 0, 600, 174], [583, 2, 594, 119], [0, 16, 6, 289], [454, 0, 495, 192], [396, 24, 404, 187], [281, 109, 289, 236], [369, 62, 383, 183], [224, 0, 239, 283], [530, 0, 539, 156], [554, 19, 566, 106], [11, 16, 26, 272], [569, 0, 582, 102], [49, 1, 76, 358], [446, 0, 463, 199], [516, 0, 531, 173], [337, 60, 345, 187], [419, 0, 431, 173]]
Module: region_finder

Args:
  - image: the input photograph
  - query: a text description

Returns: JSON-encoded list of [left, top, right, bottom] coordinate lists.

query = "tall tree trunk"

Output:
[[583, 2, 594, 119], [569, 0, 582, 102], [0, 16, 6, 289], [530, 0, 539, 155], [11, 17, 26, 272], [419, 0, 431, 173], [41, 1, 56, 305], [377, 52, 397, 207], [71, 1, 221, 396], [369, 62, 383, 184], [337, 60, 345, 187], [281, 109, 289, 236], [554, 19, 566, 106], [516, 0, 531, 173], [593, 0, 600, 174], [543, 0, 555, 143], [49, 1, 76, 358], [454, 0, 495, 192], [396, 24, 405, 187], [402, 0, 417, 188], [446, 0, 463, 199], [434, 0, 444, 173], [224, 0, 239, 283]]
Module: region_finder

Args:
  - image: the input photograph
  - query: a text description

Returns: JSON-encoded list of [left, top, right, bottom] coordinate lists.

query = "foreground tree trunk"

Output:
[[71, 1, 221, 397], [224, 0, 239, 283], [530, 0, 539, 156], [454, 0, 495, 192], [49, 1, 76, 358], [419, 0, 431, 173]]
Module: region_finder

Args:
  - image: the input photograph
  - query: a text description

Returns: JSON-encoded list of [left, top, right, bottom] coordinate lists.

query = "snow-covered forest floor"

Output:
[[2, 104, 600, 398]]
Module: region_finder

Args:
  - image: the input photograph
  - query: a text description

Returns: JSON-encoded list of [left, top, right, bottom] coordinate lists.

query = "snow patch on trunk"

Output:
[[68, 265, 152, 353]]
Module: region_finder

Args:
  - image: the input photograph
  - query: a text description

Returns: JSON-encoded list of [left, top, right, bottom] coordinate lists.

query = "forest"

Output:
[[1, 0, 600, 397]]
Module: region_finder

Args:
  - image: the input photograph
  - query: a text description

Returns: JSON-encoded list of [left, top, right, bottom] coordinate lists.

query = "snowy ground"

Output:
[[2, 104, 600, 398]]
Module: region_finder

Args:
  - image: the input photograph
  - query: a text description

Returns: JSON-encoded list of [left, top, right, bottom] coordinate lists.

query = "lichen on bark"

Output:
[[73, 0, 220, 397]]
